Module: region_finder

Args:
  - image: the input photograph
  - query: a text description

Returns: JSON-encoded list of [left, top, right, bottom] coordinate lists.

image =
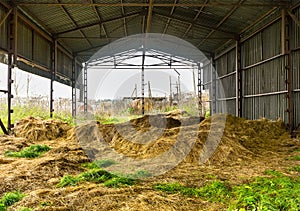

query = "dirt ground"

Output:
[[0, 113, 299, 211]]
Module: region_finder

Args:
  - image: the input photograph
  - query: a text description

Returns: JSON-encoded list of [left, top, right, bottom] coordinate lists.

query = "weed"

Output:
[[18, 208, 32, 211], [104, 177, 136, 188], [57, 168, 137, 188], [57, 175, 80, 187], [230, 175, 300, 210], [78, 169, 113, 183], [5, 144, 51, 158], [95, 159, 116, 168], [264, 169, 283, 177], [289, 166, 300, 172], [154, 172, 300, 210], [288, 155, 300, 161], [131, 170, 152, 178], [154, 183, 183, 194], [0, 191, 26, 207], [0, 204, 5, 211]]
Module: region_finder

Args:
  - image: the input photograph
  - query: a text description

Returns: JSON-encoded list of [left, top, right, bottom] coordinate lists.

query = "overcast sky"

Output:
[[0, 61, 197, 100]]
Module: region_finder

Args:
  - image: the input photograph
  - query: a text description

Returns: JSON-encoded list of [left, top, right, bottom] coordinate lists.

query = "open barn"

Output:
[[0, 1, 300, 210]]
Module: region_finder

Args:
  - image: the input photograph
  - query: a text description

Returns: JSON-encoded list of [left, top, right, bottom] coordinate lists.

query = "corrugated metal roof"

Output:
[[2, 0, 295, 62]]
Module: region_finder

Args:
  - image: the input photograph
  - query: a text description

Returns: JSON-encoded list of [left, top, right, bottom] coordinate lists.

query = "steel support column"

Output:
[[141, 49, 146, 115], [72, 57, 77, 117], [7, 7, 17, 132], [210, 58, 217, 114], [50, 40, 57, 118], [83, 63, 88, 114], [197, 62, 203, 116], [235, 39, 242, 117], [284, 13, 294, 132]]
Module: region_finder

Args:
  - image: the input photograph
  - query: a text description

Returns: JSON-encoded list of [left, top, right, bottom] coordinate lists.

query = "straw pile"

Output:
[[0, 113, 298, 211]]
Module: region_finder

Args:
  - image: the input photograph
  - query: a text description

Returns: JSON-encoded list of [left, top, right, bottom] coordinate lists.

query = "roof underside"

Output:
[[4, 0, 297, 62]]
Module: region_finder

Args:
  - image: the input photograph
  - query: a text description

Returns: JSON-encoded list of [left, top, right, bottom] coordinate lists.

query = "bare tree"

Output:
[[26, 74, 32, 99]]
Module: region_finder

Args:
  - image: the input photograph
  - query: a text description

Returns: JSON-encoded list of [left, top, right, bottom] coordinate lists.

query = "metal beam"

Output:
[[146, 0, 154, 33], [182, 0, 209, 38], [197, 0, 245, 47], [15, 2, 290, 7], [0, 8, 12, 27], [56, 12, 140, 35], [162, 0, 177, 34], [120, 0, 127, 36], [90, 0, 109, 41], [57, 36, 233, 40], [0, 0, 10, 8], [239, 7, 278, 35], [154, 12, 237, 37], [74, 43, 107, 54], [287, 9, 300, 28], [58, 0, 92, 47]]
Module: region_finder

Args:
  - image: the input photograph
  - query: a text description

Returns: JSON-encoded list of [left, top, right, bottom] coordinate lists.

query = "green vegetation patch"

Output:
[[58, 168, 136, 188], [82, 159, 116, 169], [154, 180, 231, 203], [5, 144, 51, 158], [17, 208, 32, 211], [289, 166, 300, 172], [0, 191, 26, 210], [288, 155, 300, 161], [154, 171, 300, 210]]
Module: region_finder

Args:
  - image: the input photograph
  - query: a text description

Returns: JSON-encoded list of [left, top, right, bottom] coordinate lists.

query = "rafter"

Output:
[[162, 0, 177, 34], [146, 0, 154, 33], [75, 43, 108, 54], [182, 0, 209, 38], [120, 0, 127, 36], [57, 0, 93, 47], [90, 0, 109, 40], [197, 0, 245, 47], [154, 12, 238, 37], [15, 2, 290, 7], [56, 12, 140, 36], [0, 8, 12, 27]]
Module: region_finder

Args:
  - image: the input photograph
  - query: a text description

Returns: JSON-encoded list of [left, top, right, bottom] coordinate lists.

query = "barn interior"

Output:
[[0, 1, 300, 210]]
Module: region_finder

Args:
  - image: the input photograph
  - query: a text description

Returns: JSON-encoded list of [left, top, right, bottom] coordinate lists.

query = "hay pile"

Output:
[[0, 114, 299, 211], [13, 117, 71, 141]]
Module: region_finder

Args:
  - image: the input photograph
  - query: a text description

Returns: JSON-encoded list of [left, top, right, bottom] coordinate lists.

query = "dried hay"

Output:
[[1, 114, 300, 210], [13, 117, 72, 142]]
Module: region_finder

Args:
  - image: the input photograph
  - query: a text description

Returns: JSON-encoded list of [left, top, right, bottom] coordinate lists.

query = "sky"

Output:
[[0, 63, 72, 99], [0, 58, 198, 101]]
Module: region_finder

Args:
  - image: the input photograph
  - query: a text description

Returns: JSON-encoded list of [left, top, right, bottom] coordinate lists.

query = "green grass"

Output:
[[82, 159, 116, 169], [294, 148, 300, 152], [104, 177, 135, 188], [5, 144, 51, 158], [289, 166, 300, 172], [154, 170, 300, 210], [154, 180, 231, 203], [0, 204, 5, 211], [0, 191, 26, 209], [0, 103, 75, 134], [288, 155, 300, 161], [17, 208, 32, 211], [57, 168, 136, 188]]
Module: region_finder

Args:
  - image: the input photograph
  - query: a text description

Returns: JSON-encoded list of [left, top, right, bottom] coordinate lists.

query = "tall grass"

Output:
[[154, 170, 300, 210], [0, 103, 74, 134]]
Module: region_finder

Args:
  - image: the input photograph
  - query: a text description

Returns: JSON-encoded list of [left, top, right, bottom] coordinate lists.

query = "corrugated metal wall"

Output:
[[0, 6, 79, 87], [0, 5, 8, 50], [215, 48, 236, 115], [213, 6, 300, 128]]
